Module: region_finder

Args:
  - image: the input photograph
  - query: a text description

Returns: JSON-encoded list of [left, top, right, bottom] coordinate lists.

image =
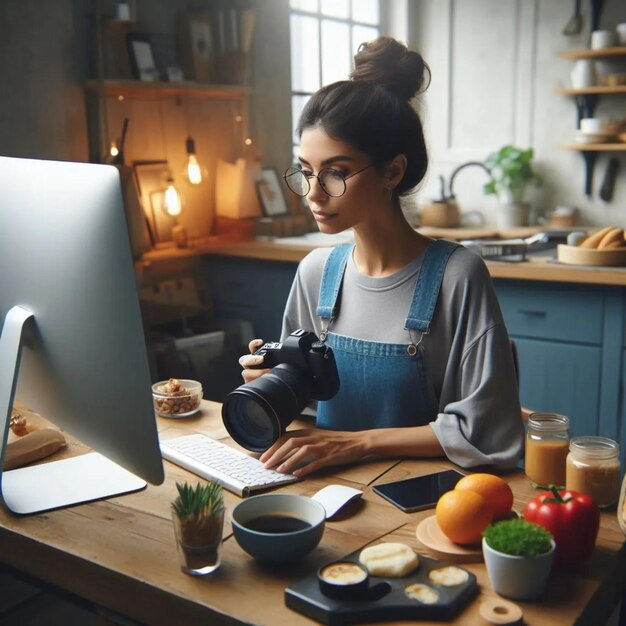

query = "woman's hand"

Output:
[[259, 428, 367, 477], [238, 339, 270, 383]]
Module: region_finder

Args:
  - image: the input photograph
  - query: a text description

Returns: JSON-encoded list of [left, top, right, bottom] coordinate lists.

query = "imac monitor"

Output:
[[0, 156, 164, 514]]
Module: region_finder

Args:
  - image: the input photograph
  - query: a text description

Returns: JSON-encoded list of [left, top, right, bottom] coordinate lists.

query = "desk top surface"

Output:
[[0, 401, 624, 626]]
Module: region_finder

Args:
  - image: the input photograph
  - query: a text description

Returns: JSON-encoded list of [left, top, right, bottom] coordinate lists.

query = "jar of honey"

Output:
[[566, 436, 621, 508], [525, 413, 570, 488]]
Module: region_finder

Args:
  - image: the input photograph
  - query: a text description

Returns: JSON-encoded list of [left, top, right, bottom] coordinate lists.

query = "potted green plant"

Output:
[[172, 481, 225, 576], [482, 518, 555, 600], [483, 145, 542, 228]]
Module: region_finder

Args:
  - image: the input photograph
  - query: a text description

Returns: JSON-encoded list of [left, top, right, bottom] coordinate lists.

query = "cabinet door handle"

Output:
[[517, 309, 547, 317]]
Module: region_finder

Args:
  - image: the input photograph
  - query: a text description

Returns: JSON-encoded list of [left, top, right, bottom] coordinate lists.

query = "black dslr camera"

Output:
[[222, 329, 339, 452]]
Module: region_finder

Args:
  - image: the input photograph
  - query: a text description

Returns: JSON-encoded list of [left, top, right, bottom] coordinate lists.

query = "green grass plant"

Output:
[[483, 518, 553, 557], [172, 481, 224, 522]]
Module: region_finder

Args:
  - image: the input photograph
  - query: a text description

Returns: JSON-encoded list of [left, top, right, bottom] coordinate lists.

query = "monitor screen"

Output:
[[0, 156, 164, 513]]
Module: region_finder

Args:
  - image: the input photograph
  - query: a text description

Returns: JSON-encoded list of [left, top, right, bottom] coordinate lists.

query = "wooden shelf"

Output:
[[557, 46, 626, 60], [561, 143, 626, 151], [84, 79, 252, 100], [555, 86, 626, 96]]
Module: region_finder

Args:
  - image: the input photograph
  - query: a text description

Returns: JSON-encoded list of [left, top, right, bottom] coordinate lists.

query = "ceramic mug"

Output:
[[580, 117, 602, 134], [617, 24, 626, 46], [571, 59, 596, 89], [590, 30, 615, 50]]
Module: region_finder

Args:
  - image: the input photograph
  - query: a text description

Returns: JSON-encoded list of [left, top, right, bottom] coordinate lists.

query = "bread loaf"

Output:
[[601, 239, 625, 250], [579, 226, 614, 248], [4, 428, 66, 470], [598, 228, 624, 249], [359, 542, 419, 577]]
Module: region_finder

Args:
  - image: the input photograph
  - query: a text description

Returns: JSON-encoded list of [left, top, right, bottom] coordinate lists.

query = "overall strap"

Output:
[[316, 243, 353, 319], [405, 240, 460, 332]]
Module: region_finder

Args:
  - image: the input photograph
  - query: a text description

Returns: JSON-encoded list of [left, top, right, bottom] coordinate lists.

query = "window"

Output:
[[289, 0, 380, 160]]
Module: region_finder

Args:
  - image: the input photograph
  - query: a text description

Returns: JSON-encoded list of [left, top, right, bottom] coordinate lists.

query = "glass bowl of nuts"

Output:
[[152, 378, 203, 418]]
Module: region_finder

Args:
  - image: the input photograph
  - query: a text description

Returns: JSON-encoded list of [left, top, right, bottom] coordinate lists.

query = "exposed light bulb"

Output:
[[186, 155, 203, 185], [185, 137, 204, 185], [163, 178, 182, 216], [109, 141, 119, 157]]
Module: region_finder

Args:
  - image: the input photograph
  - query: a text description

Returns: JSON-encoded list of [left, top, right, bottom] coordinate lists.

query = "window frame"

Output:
[[289, 1, 382, 158]]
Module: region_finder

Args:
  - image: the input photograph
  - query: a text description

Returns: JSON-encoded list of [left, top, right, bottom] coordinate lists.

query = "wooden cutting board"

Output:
[[415, 515, 483, 563]]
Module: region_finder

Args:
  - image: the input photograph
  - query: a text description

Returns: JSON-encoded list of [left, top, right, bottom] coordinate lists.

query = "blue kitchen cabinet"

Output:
[[205, 255, 297, 341], [512, 337, 601, 437], [495, 279, 625, 461]]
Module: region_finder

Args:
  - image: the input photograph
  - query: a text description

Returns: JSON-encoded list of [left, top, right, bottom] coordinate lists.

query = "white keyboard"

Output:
[[160, 433, 300, 497]]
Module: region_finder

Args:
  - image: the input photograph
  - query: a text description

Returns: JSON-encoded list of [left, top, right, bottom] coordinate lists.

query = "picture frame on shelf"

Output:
[[126, 33, 160, 81], [176, 13, 214, 83], [256, 167, 289, 217], [134, 161, 175, 244], [166, 65, 184, 82]]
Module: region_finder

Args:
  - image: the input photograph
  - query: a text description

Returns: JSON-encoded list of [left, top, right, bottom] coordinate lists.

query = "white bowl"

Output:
[[231, 494, 325, 564], [573, 131, 612, 144], [580, 118, 602, 134], [482, 537, 555, 600]]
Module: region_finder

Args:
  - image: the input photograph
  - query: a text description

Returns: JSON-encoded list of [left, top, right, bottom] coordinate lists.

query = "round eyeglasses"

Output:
[[283, 163, 377, 198]]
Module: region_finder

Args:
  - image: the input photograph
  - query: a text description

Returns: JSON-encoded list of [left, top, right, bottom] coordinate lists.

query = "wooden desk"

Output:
[[0, 401, 624, 625]]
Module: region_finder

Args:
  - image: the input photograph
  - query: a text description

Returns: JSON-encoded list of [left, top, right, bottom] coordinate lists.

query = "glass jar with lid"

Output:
[[566, 436, 621, 508], [525, 413, 570, 488]]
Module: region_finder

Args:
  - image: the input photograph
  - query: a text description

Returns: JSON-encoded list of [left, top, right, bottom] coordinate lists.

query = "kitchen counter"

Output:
[[139, 227, 626, 287]]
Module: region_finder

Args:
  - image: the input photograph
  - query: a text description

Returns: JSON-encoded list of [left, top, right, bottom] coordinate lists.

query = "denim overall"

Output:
[[315, 240, 459, 431]]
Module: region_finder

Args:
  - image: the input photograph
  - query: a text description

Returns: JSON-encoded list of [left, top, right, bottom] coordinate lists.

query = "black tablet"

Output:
[[373, 470, 465, 513]]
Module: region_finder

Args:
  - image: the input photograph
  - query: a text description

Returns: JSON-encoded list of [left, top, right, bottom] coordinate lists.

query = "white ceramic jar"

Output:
[[571, 59, 596, 89]]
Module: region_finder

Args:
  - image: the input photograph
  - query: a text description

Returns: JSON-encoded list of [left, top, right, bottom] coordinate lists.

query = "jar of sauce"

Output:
[[566, 436, 621, 508], [525, 413, 570, 488]]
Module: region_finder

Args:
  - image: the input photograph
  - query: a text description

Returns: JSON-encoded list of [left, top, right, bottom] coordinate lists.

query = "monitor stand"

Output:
[[0, 306, 146, 515]]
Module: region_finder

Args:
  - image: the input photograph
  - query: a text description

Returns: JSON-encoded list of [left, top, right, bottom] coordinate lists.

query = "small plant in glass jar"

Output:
[[172, 481, 225, 575]]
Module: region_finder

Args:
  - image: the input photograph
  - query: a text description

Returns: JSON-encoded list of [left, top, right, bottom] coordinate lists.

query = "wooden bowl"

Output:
[[557, 244, 626, 267]]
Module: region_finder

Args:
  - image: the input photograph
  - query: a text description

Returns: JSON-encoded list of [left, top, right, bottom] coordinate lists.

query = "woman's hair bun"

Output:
[[349, 36, 430, 101]]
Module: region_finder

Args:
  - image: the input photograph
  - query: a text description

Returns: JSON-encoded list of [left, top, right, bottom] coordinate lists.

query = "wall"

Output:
[[409, 0, 626, 227], [1, 1, 624, 230], [0, 0, 91, 162]]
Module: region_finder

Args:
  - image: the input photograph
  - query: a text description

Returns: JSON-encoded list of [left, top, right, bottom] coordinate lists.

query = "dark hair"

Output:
[[296, 37, 431, 197]]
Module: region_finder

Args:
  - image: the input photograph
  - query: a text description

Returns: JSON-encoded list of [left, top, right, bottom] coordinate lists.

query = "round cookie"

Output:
[[405, 583, 439, 604], [428, 566, 469, 586], [358, 542, 419, 577]]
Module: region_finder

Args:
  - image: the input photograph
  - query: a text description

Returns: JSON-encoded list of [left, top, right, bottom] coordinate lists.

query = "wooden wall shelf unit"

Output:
[[555, 86, 626, 96], [557, 46, 626, 60], [557, 46, 626, 196], [561, 144, 626, 151], [85, 79, 252, 100]]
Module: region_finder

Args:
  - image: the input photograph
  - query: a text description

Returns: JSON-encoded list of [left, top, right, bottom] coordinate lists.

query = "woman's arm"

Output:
[[259, 423, 444, 477]]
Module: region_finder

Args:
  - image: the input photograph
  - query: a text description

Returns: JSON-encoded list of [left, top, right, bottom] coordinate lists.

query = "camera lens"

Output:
[[222, 364, 313, 452]]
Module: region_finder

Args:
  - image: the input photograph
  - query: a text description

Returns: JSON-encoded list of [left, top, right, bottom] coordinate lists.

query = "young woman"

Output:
[[240, 37, 524, 477]]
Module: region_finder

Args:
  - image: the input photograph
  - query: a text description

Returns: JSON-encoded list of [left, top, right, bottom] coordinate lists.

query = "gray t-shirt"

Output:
[[281, 244, 524, 469]]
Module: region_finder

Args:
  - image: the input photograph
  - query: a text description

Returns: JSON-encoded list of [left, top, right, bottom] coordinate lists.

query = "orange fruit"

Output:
[[454, 473, 514, 520], [435, 490, 492, 545]]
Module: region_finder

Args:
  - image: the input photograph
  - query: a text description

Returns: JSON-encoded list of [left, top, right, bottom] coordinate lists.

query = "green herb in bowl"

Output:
[[483, 518, 553, 557]]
